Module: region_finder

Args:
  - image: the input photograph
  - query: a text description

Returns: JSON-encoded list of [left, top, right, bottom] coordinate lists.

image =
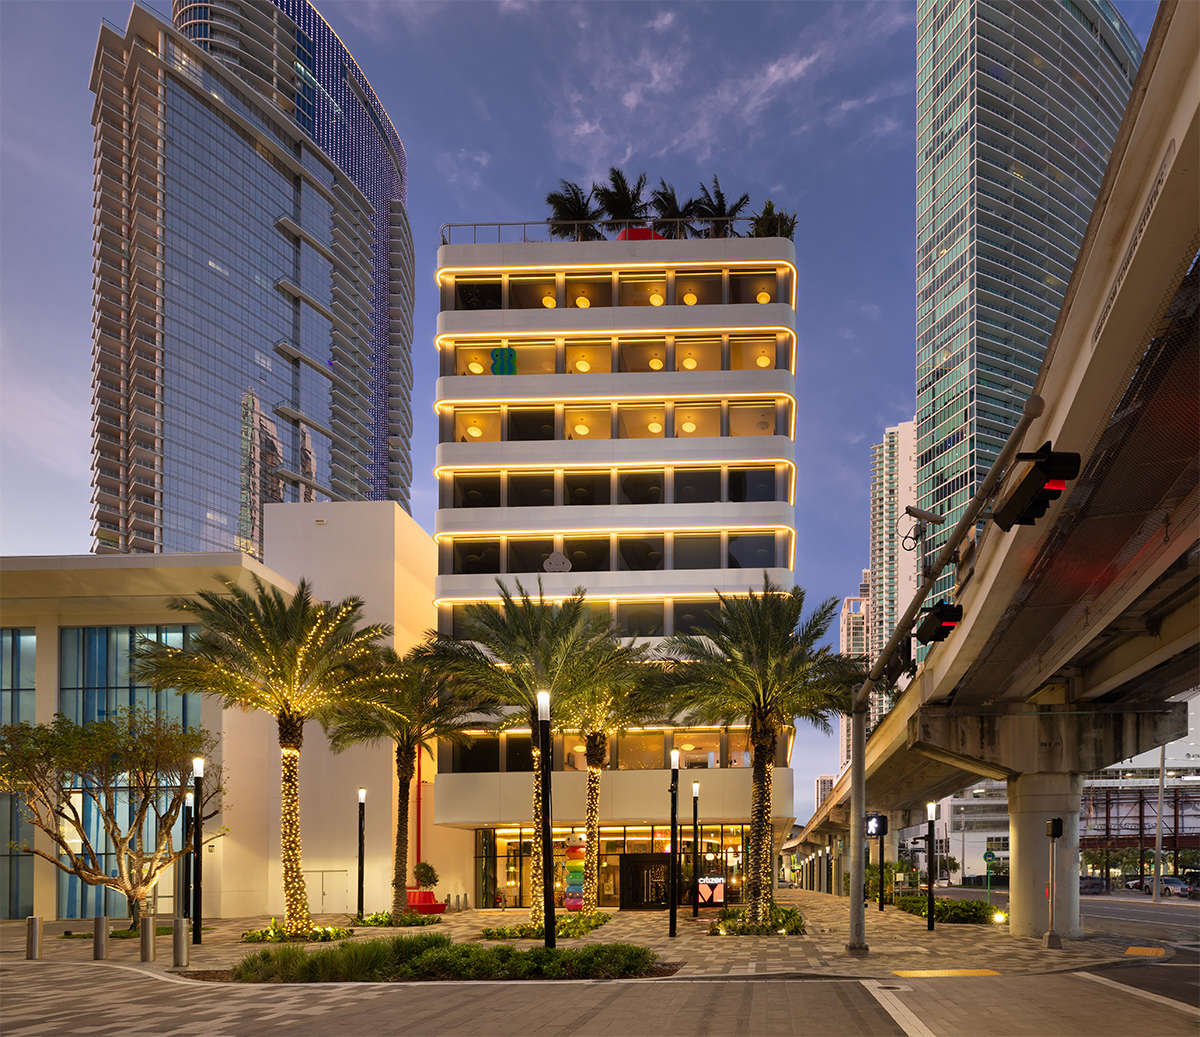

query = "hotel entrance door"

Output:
[[619, 853, 671, 909]]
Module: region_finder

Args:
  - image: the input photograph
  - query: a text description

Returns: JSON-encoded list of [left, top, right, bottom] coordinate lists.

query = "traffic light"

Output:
[[915, 601, 962, 644], [991, 441, 1080, 532], [866, 813, 888, 837], [1046, 817, 1063, 838]]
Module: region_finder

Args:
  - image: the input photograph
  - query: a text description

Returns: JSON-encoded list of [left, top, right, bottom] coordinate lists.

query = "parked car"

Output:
[[1143, 877, 1191, 897], [1124, 877, 1144, 890]]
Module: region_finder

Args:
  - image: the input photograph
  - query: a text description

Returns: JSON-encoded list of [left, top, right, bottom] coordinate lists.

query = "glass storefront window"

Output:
[[565, 338, 611, 374], [453, 472, 500, 508], [565, 470, 611, 506], [676, 728, 720, 769], [727, 729, 751, 768], [504, 733, 533, 772], [456, 736, 500, 772], [618, 732, 664, 770]]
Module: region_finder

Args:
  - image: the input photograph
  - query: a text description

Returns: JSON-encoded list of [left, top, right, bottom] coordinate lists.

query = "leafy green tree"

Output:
[[664, 577, 861, 921], [428, 580, 620, 926], [695, 175, 751, 237], [546, 179, 605, 241], [325, 643, 486, 917], [650, 178, 698, 239], [591, 167, 650, 233], [0, 709, 222, 929], [750, 199, 797, 240], [132, 575, 389, 935]]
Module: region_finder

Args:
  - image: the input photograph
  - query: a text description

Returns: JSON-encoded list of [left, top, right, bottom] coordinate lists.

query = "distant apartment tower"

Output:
[[815, 774, 836, 810], [89, 0, 413, 558], [867, 420, 918, 659], [836, 577, 873, 769], [915, 0, 1140, 592]]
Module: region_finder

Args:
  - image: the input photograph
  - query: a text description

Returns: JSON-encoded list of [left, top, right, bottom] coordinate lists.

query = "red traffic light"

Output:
[[916, 601, 962, 644], [992, 441, 1080, 532]]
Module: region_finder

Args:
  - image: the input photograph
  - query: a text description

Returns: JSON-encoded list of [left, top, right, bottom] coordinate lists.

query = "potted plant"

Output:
[[408, 861, 446, 914]]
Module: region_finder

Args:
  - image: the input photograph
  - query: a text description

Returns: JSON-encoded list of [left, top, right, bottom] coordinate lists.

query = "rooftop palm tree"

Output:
[[556, 639, 659, 913], [650, 179, 699, 239], [325, 643, 487, 918], [428, 579, 618, 926], [132, 575, 389, 935], [546, 179, 605, 241], [592, 167, 650, 234], [695, 175, 751, 238], [663, 577, 860, 922], [750, 199, 797, 240]]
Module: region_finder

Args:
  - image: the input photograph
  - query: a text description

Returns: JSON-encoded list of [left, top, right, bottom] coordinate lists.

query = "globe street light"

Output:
[[926, 801, 936, 932], [692, 781, 700, 918], [357, 787, 366, 920], [182, 792, 193, 919], [537, 691, 555, 949], [192, 757, 204, 945], [669, 748, 679, 938]]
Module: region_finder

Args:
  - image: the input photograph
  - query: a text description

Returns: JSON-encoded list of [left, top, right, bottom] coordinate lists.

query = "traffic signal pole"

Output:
[[846, 394, 1048, 953]]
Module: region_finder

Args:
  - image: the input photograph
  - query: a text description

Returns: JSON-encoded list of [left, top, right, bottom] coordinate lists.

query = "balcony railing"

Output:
[[440, 216, 796, 246]]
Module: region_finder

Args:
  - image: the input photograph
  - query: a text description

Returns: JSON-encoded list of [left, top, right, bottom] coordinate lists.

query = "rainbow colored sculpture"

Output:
[[564, 834, 585, 911]]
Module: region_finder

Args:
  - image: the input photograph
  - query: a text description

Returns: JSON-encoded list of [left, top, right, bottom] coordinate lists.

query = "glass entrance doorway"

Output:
[[620, 853, 671, 909]]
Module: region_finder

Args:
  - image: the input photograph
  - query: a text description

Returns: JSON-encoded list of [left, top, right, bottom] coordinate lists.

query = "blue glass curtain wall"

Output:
[[1, 629, 35, 918]]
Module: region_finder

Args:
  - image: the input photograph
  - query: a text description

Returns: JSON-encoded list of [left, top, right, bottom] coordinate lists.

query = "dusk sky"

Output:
[[0, 0, 1160, 821]]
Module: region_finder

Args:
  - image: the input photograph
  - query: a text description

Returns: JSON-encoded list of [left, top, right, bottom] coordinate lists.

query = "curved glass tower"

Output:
[[915, 0, 1141, 593], [89, 1, 412, 559]]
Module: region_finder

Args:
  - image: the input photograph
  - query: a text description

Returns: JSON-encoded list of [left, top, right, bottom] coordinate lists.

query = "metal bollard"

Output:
[[463, 893, 470, 911], [454, 894, 461, 912], [140, 915, 156, 962], [25, 917, 41, 960], [172, 917, 189, 968], [93, 915, 109, 960]]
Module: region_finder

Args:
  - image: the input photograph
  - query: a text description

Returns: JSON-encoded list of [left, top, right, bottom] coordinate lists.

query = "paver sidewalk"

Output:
[[0, 889, 1170, 981]]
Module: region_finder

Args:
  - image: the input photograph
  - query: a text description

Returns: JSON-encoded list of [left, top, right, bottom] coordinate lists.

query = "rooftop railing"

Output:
[[439, 216, 795, 246]]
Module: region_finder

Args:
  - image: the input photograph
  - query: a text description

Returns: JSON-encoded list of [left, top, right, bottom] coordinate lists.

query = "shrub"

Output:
[[347, 910, 440, 928], [480, 911, 611, 940], [232, 935, 657, 982], [413, 861, 439, 890], [241, 917, 354, 942], [708, 904, 803, 936], [895, 896, 999, 924]]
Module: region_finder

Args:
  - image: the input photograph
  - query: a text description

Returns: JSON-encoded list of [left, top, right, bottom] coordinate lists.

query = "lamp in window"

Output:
[[682, 356, 697, 370], [467, 360, 484, 374], [648, 357, 664, 370], [756, 290, 771, 304], [542, 293, 556, 308], [755, 355, 771, 368], [682, 291, 697, 306], [467, 425, 483, 438], [647, 420, 663, 434], [681, 421, 696, 434], [575, 359, 591, 373], [575, 296, 590, 308], [649, 291, 664, 306], [573, 422, 590, 436]]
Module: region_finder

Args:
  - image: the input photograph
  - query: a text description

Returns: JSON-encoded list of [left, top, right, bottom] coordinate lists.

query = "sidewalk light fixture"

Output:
[[192, 757, 205, 944], [357, 787, 366, 920], [669, 748, 679, 937], [537, 691, 555, 949]]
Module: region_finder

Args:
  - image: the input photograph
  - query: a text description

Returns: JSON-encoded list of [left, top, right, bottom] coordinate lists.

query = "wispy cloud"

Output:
[[647, 11, 676, 32], [431, 148, 493, 190]]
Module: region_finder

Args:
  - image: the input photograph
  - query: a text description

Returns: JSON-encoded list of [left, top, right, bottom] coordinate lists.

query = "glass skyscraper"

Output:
[[90, 1, 413, 558], [915, 0, 1141, 594]]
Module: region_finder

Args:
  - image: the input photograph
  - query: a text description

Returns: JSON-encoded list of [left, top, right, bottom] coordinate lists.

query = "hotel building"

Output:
[[89, 1, 413, 560], [915, 0, 1140, 595], [429, 226, 800, 909]]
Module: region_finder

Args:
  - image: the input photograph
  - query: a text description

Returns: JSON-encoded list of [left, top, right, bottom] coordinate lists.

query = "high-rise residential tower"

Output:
[[867, 420, 917, 659], [915, 0, 1140, 592], [89, 1, 413, 558]]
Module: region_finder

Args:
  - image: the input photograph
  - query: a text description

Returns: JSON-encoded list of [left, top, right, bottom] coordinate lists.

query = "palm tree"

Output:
[[663, 576, 860, 922], [695, 175, 751, 238], [650, 179, 699, 239], [325, 643, 485, 918], [555, 640, 658, 913], [132, 574, 389, 935], [428, 579, 617, 926], [750, 199, 797, 240], [546, 179, 605, 241], [591, 167, 650, 234]]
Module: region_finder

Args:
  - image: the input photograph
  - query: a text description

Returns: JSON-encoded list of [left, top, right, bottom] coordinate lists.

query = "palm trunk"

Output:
[[278, 712, 312, 935], [529, 744, 544, 927], [392, 744, 416, 918], [748, 719, 777, 923], [582, 732, 606, 914]]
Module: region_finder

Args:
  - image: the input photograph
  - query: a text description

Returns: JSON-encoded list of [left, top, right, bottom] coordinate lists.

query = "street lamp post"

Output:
[[182, 792, 193, 919], [669, 749, 679, 937], [357, 787, 366, 920], [926, 801, 936, 932], [537, 691, 555, 950], [192, 757, 204, 945], [692, 781, 700, 919]]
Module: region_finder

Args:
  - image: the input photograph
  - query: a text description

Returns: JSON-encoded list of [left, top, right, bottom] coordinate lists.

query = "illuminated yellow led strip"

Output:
[[434, 259, 799, 308], [435, 523, 795, 543], [434, 588, 779, 608]]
